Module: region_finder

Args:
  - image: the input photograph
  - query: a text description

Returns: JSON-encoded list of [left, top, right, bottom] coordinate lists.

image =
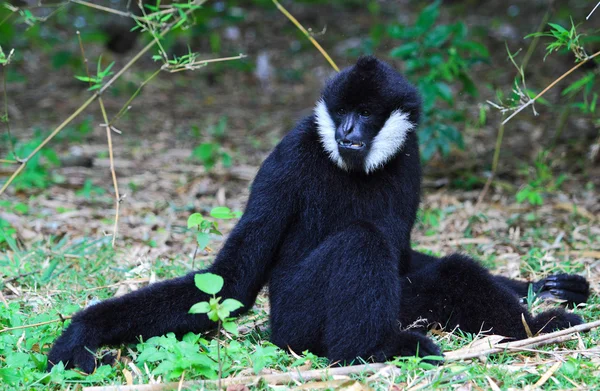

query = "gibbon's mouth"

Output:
[[337, 139, 365, 150]]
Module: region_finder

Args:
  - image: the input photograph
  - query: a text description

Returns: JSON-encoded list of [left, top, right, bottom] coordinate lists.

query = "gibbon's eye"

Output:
[[336, 108, 346, 115], [359, 109, 371, 117]]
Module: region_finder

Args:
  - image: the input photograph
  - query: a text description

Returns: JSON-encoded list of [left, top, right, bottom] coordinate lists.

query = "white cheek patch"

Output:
[[364, 110, 414, 174], [314, 99, 347, 170]]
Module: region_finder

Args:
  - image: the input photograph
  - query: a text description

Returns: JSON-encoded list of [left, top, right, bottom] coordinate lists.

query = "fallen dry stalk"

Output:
[[82, 363, 389, 391], [444, 319, 600, 361], [82, 320, 600, 390]]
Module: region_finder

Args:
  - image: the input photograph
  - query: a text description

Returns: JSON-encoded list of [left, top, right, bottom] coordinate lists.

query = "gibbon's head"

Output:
[[314, 56, 421, 173]]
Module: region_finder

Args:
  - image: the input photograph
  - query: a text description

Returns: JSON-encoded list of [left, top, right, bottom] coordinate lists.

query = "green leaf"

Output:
[[189, 301, 210, 314], [196, 232, 210, 249], [548, 23, 568, 35], [416, 0, 440, 32], [187, 213, 204, 228], [194, 273, 223, 295], [210, 206, 235, 219], [434, 82, 453, 104], [223, 321, 239, 336], [390, 42, 419, 59], [221, 298, 244, 312]]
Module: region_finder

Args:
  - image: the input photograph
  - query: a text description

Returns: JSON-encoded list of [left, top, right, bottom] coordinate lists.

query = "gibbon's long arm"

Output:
[[48, 149, 296, 373]]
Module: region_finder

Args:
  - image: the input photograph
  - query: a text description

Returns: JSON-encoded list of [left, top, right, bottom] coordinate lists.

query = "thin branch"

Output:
[[587, 2, 600, 19], [164, 54, 247, 73], [70, 0, 138, 19], [502, 49, 600, 125], [271, 0, 339, 72], [0, 159, 18, 164], [99, 98, 121, 247], [0, 315, 72, 334], [78, 29, 122, 247]]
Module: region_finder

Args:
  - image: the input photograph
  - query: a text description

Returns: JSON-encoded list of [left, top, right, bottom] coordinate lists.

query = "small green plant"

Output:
[[387, 0, 489, 160], [191, 118, 232, 170], [515, 151, 566, 206], [0, 45, 14, 65], [189, 273, 243, 333], [187, 207, 240, 255], [189, 272, 244, 385], [527, 20, 587, 61], [74, 56, 115, 91], [76, 179, 106, 200]]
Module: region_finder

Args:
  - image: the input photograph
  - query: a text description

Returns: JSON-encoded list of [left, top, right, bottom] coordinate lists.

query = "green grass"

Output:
[[0, 202, 598, 390]]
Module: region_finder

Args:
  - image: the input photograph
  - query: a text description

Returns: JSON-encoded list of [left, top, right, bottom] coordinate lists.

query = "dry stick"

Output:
[[0, 315, 72, 334], [271, 0, 339, 72], [0, 3, 206, 195], [502, 50, 600, 125], [71, 0, 139, 19], [82, 363, 389, 391], [99, 98, 121, 247], [444, 319, 600, 361]]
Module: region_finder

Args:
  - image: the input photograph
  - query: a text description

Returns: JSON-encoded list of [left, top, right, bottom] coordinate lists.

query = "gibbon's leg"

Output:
[[410, 250, 589, 306], [270, 221, 440, 363], [400, 254, 583, 339]]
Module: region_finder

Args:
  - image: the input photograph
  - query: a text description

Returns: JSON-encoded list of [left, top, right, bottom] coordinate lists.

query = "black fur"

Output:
[[47, 56, 589, 373]]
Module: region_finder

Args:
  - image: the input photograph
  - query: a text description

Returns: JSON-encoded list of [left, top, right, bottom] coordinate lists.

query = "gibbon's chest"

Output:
[[296, 166, 406, 236]]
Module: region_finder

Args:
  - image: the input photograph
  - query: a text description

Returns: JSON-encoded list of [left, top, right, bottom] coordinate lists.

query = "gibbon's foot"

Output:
[[531, 309, 583, 334], [533, 273, 590, 306], [47, 319, 98, 374]]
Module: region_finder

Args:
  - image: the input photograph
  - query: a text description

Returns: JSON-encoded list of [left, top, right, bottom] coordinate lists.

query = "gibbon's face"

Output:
[[315, 56, 420, 173]]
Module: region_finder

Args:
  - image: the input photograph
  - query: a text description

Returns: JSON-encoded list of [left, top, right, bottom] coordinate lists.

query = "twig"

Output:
[[0, 315, 72, 334], [271, 0, 339, 72], [502, 50, 600, 125], [99, 97, 121, 247], [164, 54, 247, 73], [444, 319, 600, 361], [0, 159, 18, 164], [82, 363, 389, 391], [71, 0, 139, 19], [587, 2, 600, 19]]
